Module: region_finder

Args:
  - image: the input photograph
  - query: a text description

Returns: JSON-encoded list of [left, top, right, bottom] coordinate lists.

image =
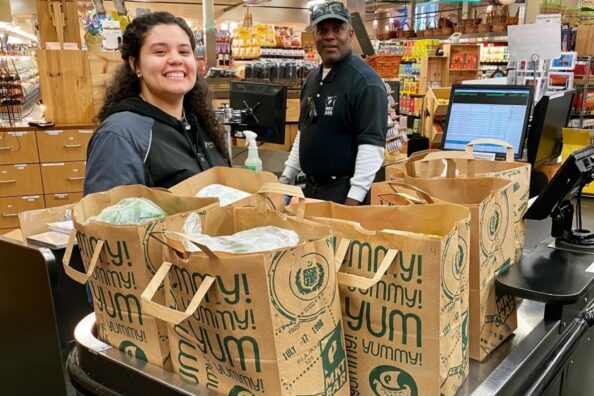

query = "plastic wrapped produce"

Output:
[[195, 183, 251, 206], [181, 212, 298, 253], [90, 197, 167, 224]]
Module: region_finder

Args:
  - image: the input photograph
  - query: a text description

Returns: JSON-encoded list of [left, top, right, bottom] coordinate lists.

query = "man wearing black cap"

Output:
[[280, 1, 387, 205]]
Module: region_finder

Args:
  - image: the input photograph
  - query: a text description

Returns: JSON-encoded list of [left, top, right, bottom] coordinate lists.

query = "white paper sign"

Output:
[[536, 14, 562, 24], [508, 23, 561, 62]]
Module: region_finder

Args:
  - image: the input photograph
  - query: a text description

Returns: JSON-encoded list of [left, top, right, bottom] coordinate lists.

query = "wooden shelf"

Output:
[[449, 68, 480, 71], [377, 31, 508, 43]]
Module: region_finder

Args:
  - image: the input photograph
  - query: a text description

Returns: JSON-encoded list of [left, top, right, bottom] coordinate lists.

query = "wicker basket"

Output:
[[507, 8, 520, 26], [415, 20, 426, 37], [454, 14, 466, 33], [366, 54, 402, 79], [491, 7, 508, 33], [425, 17, 440, 37], [439, 15, 456, 36], [463, 13, 480, 34], [477, 12, 491, 33], [397, 20, 416, 38]]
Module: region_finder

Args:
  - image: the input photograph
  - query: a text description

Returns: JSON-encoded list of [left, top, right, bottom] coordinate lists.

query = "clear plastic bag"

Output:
[[90, 198, 168, 225], [181, 212, 299, 253], [195, 184, 251, 206]]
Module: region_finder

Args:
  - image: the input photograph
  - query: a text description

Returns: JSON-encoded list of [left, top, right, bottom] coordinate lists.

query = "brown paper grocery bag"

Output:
[[392, 139, 531, 263], [169, 166, 285, 210], [18, 203, 75, 238], [376, 172, 517, 361], [62, 185, 218, 368], [142, 183, 350, 395], [286, 202, 471, 396]]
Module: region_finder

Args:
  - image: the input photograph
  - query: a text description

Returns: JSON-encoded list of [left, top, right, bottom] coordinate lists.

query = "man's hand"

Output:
[[344, 197, 362, 206], [279, 175, 292, 185]]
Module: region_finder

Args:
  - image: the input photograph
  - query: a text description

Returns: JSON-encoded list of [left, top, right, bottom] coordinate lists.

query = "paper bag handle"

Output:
[[383, 181, 434, 204], [418, 151, 476, 178], [377, 193, 423, 206], [465, 138, 514, 162], [404, 149, 441, 177], [334, 238, 399, 290], [62, 229, 104, 284], [141, 261, 216, 325], [256, 182, 305, 219], [159, 231, 220, 259]]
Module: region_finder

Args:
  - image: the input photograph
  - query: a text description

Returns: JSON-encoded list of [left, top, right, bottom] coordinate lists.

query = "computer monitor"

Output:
[[527, 91, 574, 168], [526, 91, 574, 197], [525, 145, 594, 247], [230, 81, 287, 144], [442, 84, 534, 159]]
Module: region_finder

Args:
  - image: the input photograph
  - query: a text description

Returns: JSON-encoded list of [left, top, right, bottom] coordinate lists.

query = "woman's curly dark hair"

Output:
[[98, 11, 229, 163]]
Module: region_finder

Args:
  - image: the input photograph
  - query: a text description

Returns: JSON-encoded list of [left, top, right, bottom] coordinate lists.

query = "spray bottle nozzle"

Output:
[[243, 130, 258, 149]]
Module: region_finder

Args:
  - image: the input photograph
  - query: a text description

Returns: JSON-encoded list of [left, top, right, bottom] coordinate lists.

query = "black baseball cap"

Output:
[[310, 1, 352, 27]]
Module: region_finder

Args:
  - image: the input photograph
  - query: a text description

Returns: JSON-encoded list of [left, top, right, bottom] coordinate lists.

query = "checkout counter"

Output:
[[2, 214, 592, 395], [3, 148, 594, 395]]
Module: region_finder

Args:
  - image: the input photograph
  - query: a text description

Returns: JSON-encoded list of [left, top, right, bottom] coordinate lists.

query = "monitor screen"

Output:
[[442, 85, 534, 158], [230, 81, 287, 144], [527, 91, 574, 168]]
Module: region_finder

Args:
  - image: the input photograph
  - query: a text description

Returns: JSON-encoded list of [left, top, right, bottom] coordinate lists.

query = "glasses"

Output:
[[310, 2, 350, 23], [306, 97, 318, 123]]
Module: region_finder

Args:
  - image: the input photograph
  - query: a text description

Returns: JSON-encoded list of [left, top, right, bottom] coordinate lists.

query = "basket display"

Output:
[[366, 54, 402, 79], [463, 12, 480, 34], [397, 20, 416, 38], [508, 8, 520, 25], [491, 7, 508, 33], [426, 17, 440, 37], [439, 15, 456, 36], [476, 12, 491, 33]]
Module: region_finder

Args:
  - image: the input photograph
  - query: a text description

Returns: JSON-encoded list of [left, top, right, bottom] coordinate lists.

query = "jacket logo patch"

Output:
[[204, 141, 215, 149], [325, 96, 337, 116]]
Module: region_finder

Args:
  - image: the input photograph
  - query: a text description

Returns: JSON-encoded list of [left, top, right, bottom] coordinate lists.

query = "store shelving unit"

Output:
[[479, 43, 509, 79], [0, 55, 39, 126], [443, 43, 482, 83], [419, 55, 449, 93], [422, 87, 451, 147], [569, 56, 594, 129]]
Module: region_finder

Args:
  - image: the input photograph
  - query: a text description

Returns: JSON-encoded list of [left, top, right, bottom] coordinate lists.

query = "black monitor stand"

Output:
[[219, 101, 262, 138], [551, 196, 594, 251], [497, 147, 594, 307]]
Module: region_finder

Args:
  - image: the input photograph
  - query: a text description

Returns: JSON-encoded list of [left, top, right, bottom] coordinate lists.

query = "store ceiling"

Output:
[[7, 0, 407, 30], [104, 0, 312, 27]]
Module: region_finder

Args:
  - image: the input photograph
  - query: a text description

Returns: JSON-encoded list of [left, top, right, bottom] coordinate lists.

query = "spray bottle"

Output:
[[243, 131, 262, 172]]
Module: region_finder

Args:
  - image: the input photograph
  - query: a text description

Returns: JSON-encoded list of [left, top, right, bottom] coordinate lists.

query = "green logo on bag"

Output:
[[143, 222, 159, 275], [320, 323, 347, 394], [462, 311, 469, 354], [228, 385, 255, 396], [269, 250, 333, 321], [369, 365, 418, 396], [480, 196, 509, 257], [489, 210, 500, 238], [119, 340, 147, 362], [295, 262, 325, 295], [441, 234, 468, 301], [455, 244, 465, 274]]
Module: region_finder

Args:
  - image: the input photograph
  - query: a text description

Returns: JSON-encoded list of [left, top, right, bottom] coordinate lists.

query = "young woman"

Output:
[[84, 12, 229, 195]]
